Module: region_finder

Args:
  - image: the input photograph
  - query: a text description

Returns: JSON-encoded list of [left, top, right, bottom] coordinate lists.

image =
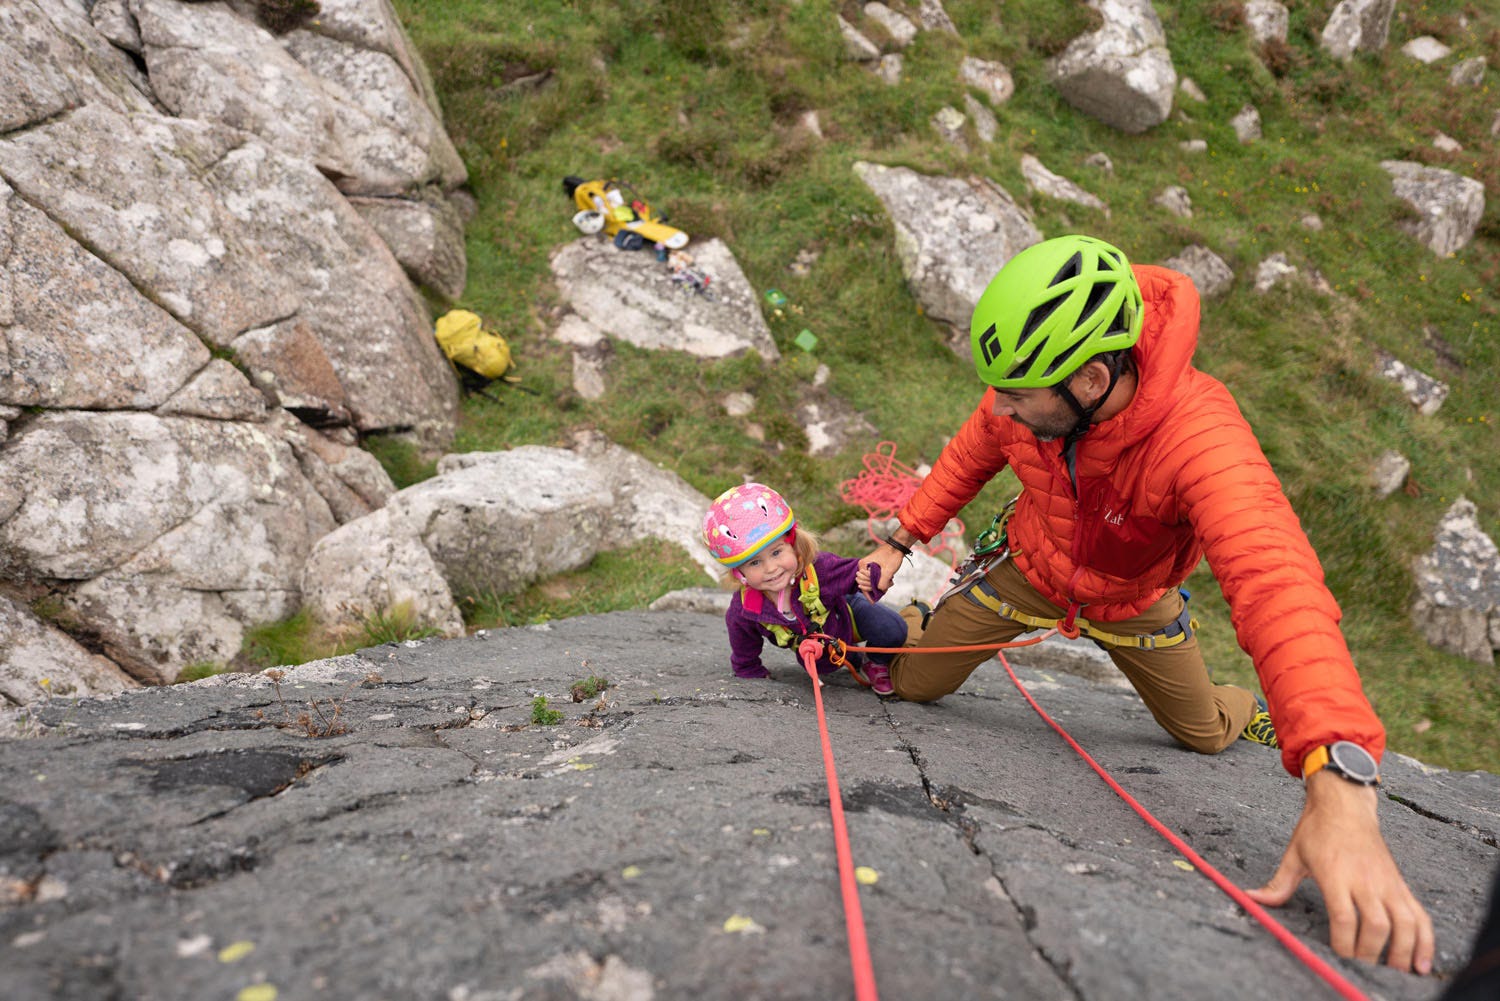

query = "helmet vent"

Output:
[[1021, 292, 1066, 339], [1049, 252, 1083, 286], [1042, 337, 1087, 378], [1078, 280, 1112, 326]]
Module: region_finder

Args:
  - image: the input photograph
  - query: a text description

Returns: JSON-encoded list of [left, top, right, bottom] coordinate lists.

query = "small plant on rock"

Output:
[[570, 674, 610, 702], [530, 695, 563, 726]]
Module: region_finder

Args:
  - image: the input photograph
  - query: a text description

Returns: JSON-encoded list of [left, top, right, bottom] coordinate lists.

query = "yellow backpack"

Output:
[[434, 309, 513, 380]]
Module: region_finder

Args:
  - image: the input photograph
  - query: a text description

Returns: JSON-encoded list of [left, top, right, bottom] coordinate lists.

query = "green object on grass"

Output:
[[764, 289, 788, 307], [794, 329, 818, 352]]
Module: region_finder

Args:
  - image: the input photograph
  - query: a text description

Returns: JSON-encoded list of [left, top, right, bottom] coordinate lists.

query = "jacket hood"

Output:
[[1096, 264, 1202, 449]]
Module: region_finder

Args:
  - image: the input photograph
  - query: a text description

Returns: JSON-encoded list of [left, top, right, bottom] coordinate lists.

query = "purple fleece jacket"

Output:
[[723, 551, 866, 678]]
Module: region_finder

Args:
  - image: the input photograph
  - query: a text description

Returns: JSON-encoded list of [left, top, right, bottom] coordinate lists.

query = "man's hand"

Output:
[[1245, 770, 1434, 973], [859, 543, 906, 600]]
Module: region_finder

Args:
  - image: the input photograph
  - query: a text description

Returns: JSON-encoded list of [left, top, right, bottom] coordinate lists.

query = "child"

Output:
[[702, 483, 906, 694]]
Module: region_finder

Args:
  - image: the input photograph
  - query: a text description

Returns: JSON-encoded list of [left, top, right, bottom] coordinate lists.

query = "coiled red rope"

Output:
[[838, 441, 965, 573]]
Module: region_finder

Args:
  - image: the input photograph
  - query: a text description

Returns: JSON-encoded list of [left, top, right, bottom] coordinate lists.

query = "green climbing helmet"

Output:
[[970, 235, 1143, 389]]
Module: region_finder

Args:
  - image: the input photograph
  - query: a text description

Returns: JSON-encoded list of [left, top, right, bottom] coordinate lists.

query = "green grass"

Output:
[[377, 0, 1500, 772]]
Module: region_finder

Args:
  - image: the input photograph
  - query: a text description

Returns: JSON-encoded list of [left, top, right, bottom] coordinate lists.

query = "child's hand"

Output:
[[856, 561, 883, 599]]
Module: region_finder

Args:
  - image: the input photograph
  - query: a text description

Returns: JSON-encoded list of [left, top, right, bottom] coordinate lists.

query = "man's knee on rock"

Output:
[[1177, 732, 1236, 755]]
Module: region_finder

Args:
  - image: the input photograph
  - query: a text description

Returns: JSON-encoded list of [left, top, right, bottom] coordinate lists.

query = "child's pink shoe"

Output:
[[865, 661, 895, 696]]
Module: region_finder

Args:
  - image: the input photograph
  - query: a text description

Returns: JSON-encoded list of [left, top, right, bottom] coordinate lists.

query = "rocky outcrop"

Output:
[[1380, 161, 1486, 258], [852, 163, 1041, 342], [1412, 498, 1500, 665], [0, 0, 462, 697], [1049, 0, 1177, 134], [302, 435, 724, 638], [551, 238, 779, 362], [0, 612, 1492, 1000]]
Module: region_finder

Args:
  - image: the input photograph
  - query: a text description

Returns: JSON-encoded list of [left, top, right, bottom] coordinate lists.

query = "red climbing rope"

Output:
[[990, 646, 1372, 1001], [797, 638, 879, 1001]]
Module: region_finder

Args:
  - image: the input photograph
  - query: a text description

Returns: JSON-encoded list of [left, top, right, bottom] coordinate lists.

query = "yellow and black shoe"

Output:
[[1241, 696, 1279, 748]]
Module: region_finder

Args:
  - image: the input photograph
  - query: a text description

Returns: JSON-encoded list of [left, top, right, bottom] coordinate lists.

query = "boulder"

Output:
[[1370, 450, 1410, 499], [1244, 1, 1288, 45], [551, 238, 779, 362], [916, 0, 958, 34], [0, 411, 340, 683], [960, 57, 1015, 107], [1152, 185, 1192, 218], [1380, 161, 1486, 258], [1231, 104, 1261, 143], [1253, 252, 1297, 293], [838, 16, 880, 61], [1448, 57, 1487, 87], [1320, 0, 1396, 62], [930, 106, 969, 151], [1402, 36, 1452, 64], [1411, 498, 1500, 665], [1020, 154, 1108, 216], [300, 506, 465, 640], [964, 94, 998, 144], [876, 53, 903, 85], [1049, 0, 1177, 134], [853, 163, 1041, 337], [793, 397, 878, 457], [1375, 351, 1448, 416], [347, 187, 468, 301], [863, 3, 917, 47], [302, 437, 723, 637], [1161, 245, 1233, 300], [0, 592, 137, 707]]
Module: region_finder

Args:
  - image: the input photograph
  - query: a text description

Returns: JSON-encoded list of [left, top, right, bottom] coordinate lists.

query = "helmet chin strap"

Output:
[[1053, 357, 1125, 448]]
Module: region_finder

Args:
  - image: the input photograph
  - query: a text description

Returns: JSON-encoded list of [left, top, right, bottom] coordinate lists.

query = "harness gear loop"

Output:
[[964, 579, 1197, 650]]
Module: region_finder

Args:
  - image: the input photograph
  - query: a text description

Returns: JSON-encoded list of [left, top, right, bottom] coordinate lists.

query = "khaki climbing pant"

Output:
[[891, 558, 1258, 754]]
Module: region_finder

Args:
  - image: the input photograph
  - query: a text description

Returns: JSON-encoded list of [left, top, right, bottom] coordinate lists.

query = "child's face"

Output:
[[737, 536, 800, 593]]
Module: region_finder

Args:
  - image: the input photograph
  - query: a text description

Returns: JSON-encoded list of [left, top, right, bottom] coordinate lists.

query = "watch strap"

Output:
[[1301, 744, 1332, 780]]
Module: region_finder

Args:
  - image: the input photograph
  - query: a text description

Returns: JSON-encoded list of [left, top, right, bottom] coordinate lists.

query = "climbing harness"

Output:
[[962, 576, 1198, 650]]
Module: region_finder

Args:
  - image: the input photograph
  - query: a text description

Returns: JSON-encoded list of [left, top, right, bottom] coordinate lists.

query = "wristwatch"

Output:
[[1301, 741, 1381, 786]]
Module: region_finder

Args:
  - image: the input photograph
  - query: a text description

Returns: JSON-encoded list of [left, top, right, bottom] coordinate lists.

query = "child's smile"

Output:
[[738, 537, 800, 593]]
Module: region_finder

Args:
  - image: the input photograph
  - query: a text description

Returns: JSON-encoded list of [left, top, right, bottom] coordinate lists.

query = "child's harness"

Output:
[[744, 564, 859, 649]]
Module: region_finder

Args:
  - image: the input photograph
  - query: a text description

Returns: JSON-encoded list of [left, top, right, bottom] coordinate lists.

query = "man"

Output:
[[861, 235, 1434, 973]]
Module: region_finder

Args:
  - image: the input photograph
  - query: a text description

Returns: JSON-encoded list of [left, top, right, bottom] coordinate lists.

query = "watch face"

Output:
[[1329, 741, 1380, 783]]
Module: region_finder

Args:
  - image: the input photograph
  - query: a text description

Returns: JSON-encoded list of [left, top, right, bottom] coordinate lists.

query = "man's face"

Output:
[[990, 386, 1077, 442]]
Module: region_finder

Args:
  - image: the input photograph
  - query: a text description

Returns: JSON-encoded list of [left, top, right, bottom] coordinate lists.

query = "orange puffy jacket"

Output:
[[900, 265, 1384, 776]]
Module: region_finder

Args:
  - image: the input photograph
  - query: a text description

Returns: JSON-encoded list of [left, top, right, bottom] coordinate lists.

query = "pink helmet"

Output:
[[702, 483, 796, 568]]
